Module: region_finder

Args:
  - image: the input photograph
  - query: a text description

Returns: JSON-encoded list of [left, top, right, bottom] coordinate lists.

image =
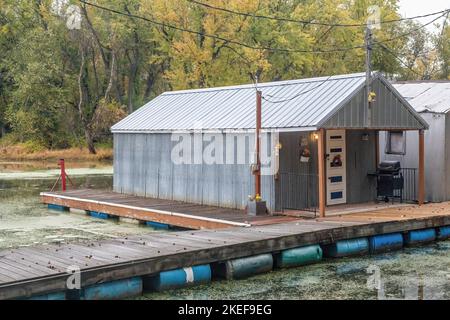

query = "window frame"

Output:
[[385, 130, 406, 155]]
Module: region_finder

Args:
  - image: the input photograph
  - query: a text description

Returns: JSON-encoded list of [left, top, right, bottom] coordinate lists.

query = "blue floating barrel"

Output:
[[28, 291, 66, 300], [404, 228, 436, 246], [437, 226, 450, 240], [369, 233, 403, 254], [89, 211, 110, 219], [145, 264, 211, 291], [82, 277, 142, 300], [146, 221, 170, 230], [275, 245, 323, 268], [219, 254, 273, 280], [323, 238, 369, 258], [48, 204, 69, 212]]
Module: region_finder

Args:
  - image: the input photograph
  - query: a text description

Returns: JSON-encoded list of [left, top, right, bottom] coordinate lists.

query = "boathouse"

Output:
[[380, 81, 450, 202], [111, 72, 428, 216]]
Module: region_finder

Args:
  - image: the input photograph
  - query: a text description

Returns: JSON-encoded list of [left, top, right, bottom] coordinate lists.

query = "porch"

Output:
[[275, 128, 425, 217]]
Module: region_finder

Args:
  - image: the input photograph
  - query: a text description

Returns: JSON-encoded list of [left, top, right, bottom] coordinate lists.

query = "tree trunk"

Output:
[[85, 128, 96, 154], [78, 45, 97, 155], [128, 57, 138, 114]]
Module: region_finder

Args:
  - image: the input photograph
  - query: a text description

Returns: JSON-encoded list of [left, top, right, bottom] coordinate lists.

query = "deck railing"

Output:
[[397, 168, 417, 203], [278, 172, 318, 214]]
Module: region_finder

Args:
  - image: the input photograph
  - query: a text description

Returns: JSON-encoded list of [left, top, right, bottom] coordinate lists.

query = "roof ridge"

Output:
[[162, 72, 367, 96]]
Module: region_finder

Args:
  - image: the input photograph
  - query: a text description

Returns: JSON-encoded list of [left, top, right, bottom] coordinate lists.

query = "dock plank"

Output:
[[2, 197, 450, 299]]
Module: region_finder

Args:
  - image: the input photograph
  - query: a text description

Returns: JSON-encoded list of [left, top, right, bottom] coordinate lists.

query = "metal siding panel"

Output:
[[276, 132, 318, 210], [157, 134, 173, 199], [380, 113, 446, 202], [144, 134, 158, 198], [113, 134, 122, 193], [346, 130, 377, 203]]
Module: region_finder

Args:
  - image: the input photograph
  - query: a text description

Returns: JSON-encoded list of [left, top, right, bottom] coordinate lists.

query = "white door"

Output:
[[326, 130, 347, 205]]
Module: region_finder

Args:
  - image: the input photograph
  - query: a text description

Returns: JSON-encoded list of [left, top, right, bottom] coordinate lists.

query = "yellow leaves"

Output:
[[0, 25, 10, 35]]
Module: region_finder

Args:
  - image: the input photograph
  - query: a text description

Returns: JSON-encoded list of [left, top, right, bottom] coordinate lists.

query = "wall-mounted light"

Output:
[[312, 133, 319, 140]]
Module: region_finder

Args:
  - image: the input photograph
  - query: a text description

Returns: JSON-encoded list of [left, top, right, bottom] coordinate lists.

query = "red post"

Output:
[[59, 159, 66, 192]]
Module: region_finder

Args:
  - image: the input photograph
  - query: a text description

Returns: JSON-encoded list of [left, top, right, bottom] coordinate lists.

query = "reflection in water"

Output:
[[0, 168, 162, 249]]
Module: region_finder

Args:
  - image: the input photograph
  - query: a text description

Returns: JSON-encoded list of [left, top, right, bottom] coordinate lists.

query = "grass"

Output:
[[0, 144, 113, 162]]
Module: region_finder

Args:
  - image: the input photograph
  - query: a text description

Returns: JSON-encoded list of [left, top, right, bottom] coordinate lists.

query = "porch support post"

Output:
[[418, 129, 425, 205], [374, 130, 379, 168], [318, 128, 326, 217]]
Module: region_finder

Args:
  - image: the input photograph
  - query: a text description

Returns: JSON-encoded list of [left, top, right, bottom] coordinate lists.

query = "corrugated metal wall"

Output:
[[323, 78, 425, 129], [113, 132, 276, 211], [380, 112, 448, 202], [346, 130, 377, 203], [275, 132, 319, 211]]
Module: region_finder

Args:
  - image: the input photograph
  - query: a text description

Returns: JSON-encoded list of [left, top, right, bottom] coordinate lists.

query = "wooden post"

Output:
[[318, 129, 326, 217], [418, 129, 425, 205]]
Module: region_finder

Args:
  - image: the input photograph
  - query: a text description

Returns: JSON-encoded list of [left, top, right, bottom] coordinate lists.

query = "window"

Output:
[[386, 131, 406, 155]]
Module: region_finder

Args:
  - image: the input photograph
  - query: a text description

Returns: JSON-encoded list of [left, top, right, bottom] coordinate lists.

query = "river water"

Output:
[[1, 162, 449, 300]]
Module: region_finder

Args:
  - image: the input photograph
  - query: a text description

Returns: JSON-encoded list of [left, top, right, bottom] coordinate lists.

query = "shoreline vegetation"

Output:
[[0, 143, 113, 162]]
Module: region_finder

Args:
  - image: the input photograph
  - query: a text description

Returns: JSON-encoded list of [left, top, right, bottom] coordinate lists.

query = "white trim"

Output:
[[111, 127, 317, 134], [40, 192, 251, 228]]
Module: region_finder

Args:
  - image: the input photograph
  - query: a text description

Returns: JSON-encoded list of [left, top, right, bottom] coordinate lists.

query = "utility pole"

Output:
[[247, 74, 267, 216], [365, 26, 373, 127]]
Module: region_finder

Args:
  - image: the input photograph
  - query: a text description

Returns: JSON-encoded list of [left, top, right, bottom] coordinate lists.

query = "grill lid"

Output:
[[378, 161, 401, 173]]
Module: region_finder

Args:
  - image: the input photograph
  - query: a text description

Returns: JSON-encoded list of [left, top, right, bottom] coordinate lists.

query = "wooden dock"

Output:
[[1, 201, 450, 300], [40, 190, 299, 229]]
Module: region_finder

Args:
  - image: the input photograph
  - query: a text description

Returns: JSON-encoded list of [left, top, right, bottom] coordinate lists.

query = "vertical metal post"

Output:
[[318, 129, 326, 217], [59, 159, 66, 192], [365, 27, 373, 127], [374, 130, 379, 168], [418, 130, 425, 205]]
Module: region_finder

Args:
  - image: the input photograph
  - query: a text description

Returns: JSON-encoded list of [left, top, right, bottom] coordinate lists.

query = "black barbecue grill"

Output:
[[375, 161, 404, 203]]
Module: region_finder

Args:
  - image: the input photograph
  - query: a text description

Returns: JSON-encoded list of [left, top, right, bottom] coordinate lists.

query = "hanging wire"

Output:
[[187, 0, 450, 28], [78, 1, 450, 55], [261, 76, 333, 104]]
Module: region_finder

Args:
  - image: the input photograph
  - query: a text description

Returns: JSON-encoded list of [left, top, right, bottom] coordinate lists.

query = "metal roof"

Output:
[[393, 82, 450, 114], [112, 72, 425, 132]]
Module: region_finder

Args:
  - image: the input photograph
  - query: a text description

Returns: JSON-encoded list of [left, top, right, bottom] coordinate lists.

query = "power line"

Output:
[[377, 43, 426, 78], [78, 1, 448, 55], [78, 0, 363, 54], [261, 76, 333, 104], [372, 12, 448, 46], [187, 0, 450, 28]]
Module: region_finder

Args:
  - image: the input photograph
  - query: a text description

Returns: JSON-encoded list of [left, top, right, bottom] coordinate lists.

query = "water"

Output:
[[0, 162, 163, 249], [1, 162, 449, 300], [138, 244, 450, 300]]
